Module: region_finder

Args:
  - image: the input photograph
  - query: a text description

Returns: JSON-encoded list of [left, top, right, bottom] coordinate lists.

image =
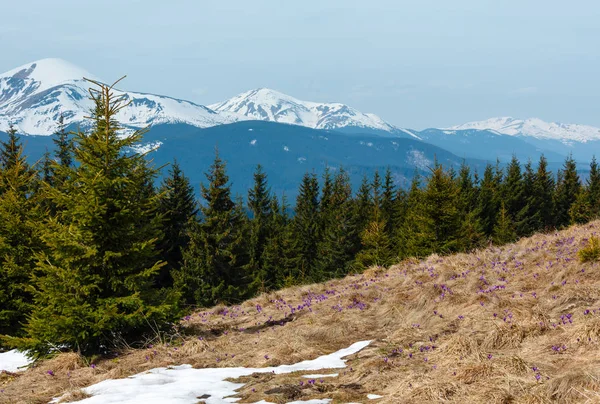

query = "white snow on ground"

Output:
[[52, 341, 371, 404], [0, 350, 32, 372], [367, 394, 383, 399]]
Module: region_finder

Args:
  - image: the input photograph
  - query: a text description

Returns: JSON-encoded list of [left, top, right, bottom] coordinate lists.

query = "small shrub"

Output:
[[579, 236, 600, 262]]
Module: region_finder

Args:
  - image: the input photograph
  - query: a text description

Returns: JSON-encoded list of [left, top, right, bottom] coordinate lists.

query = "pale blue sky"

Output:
[[2, 0, 599, 129]]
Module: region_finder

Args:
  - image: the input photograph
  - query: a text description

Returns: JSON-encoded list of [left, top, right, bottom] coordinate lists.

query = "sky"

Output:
[[1, 0, 599, 129]]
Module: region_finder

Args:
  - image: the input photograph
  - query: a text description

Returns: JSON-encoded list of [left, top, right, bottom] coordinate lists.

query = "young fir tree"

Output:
[[569, 187, 593, 225], [0, 133, 41, 340], [317, 168, 360, 277], [176, 149, 249, 307], [493, 201, 517, 245], [554, 154, 581, 228], [246, 164, 273, 293], [8, 79, 179, 357], [353, 213, 394, 270], [156, 160, 198, 287], [291, 172, 320, 282]]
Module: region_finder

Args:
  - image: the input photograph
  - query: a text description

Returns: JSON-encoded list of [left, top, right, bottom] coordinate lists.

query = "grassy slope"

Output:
[[3, 222, 600, 403]]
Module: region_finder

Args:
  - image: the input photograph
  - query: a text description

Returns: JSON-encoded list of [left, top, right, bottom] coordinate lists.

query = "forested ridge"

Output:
[[1, 79, 598, 358]]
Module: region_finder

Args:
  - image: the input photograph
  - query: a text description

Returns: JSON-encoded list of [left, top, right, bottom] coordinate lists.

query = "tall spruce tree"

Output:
[[176, 149, 250, 307], [246, 164, 273, 293], [477, 164, 499, 237], [530, 155, 556, 231], [291, 172, 320, 282], [503, 155, 526, 221], [317, 168, 360, 277], [554, 154, 581, 228], [9, 79, 179, 356], [156, 160, 198, 287], [262, 195, 296, 288], [516, 160, 536, 236], [0, 133, 41, 341]]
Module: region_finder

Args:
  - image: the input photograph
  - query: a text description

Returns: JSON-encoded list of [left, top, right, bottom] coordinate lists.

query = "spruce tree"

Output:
[[381, 167, 396, 237], [354, 175, 372, 234], [503, 155, 525, 221], [246, 164, 273, 293], [477, 164, 499, 237], [587, 157, 600, 217], [0, 139, 41, 340], [291, 172, 320, 282], [530, 155, 556, 231], [570, 188, 593, 225], [516, 160, 536, 236], [554, 154, 581, 228], [176, 149, 250, 306], [156, 160, 198, 287], [0, 124, 22, 172], [9, 79, 179, 357], [317, 168, 360, 277], [262, 195, 296, 288], [493, 202, 517, 244]]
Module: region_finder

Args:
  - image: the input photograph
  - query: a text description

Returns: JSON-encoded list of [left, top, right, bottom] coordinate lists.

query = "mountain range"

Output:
[[1, 58, 599, 197]]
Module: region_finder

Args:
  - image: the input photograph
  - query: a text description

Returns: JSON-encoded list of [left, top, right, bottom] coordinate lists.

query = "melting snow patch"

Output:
[[283, 146, 290, 152], [0, 350, 32, 372], [367, 394, 383, 400], [297, 157, 307, 163], [128, 141, 163, 154], [248, 128, 254, 131], [52, 341, 371, 404], [250, 139, 257, 145]]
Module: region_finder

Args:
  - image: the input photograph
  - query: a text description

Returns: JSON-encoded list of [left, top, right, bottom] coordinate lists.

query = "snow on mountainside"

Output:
[[0, 58, 237, 135], [209, 87, 397, 132], [449, 117, 600, 144]]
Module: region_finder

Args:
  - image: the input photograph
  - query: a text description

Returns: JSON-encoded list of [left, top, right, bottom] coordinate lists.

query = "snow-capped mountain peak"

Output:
[[0, 58, 97, 95], [449, 117, 600, 144], [210, 88, 396, 132], [0, 59, 237, 135]]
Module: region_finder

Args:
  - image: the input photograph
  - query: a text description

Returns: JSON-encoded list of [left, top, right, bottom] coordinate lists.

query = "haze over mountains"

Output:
[[1, 58, 599, 197]]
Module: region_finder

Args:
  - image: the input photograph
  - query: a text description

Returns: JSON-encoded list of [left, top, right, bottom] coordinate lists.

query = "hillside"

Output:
[[2, 221, 600, 403]]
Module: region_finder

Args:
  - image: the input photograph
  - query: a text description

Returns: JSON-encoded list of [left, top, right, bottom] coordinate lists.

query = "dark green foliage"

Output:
[[317, 169, 360, 276], [0, 136, 41, 340], [291, 172, 320, 282], [554, 155, 581, 228], [477, 164, 499, 237], [176, 149, 249, 307], [246, 165, 275, 293], [262, 195, 297, 288], [156, 160, 198, 287], [503, 155, 526, 221], [493, 202, 517, 245], [8, 80, 179, 357], [0, 125, 22, 171], [588, 157, 600, 216]]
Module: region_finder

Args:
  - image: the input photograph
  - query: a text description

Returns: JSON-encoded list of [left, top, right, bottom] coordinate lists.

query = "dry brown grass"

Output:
[[4, 221, 600, 403]]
